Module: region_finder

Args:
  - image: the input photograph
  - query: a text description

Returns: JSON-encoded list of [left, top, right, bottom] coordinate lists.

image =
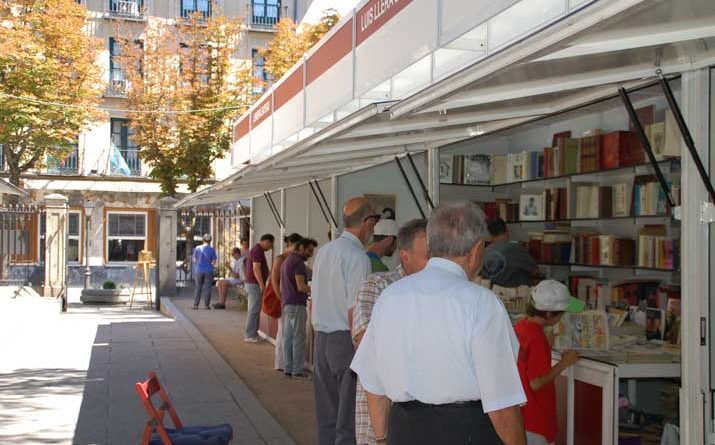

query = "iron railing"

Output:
[[247, 2, 284, 30], [121, 148, 141, 176], [106, 0, 145, 19], [0, 205, 45, 290], [46, 148, 79, 175], [176, 208, 248, 287]]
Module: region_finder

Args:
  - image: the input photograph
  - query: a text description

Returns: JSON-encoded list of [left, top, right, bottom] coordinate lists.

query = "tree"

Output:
[[0, 0, 104, 188], [260, 9, 340, 81], [117, 11, 256, 196]]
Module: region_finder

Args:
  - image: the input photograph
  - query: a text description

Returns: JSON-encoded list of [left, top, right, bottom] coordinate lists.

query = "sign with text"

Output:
[[357, 0, 413, 45], [251, 96, 273, 128]]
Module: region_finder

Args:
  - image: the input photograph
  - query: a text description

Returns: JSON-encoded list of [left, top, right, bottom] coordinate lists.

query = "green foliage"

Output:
[[102, 280, 117, 290]]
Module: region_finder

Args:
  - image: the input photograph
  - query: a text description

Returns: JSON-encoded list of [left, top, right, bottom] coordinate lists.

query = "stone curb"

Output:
[[160, 297, 297, 445]]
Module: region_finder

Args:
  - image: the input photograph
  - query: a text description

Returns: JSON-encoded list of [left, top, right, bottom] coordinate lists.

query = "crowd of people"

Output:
[[189, 197, 584, 445]]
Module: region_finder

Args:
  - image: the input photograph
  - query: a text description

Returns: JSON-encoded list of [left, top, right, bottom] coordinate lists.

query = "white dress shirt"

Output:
[[311, 231, 371, 333], [350, 257, 526, 413]]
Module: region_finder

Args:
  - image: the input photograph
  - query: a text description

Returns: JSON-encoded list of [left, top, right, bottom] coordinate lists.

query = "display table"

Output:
[[553, 347, 680, 445]]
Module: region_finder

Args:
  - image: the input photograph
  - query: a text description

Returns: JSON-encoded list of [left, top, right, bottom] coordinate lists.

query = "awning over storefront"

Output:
[[178, 0, 715, 208], [0, 179, 28, 197]]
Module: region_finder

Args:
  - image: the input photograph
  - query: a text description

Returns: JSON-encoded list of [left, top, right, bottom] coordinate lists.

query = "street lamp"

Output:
[[83, 200, 95, 289]]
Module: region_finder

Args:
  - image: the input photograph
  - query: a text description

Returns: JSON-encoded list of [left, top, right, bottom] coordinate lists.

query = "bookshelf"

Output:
[[438, 86, 683, 443]]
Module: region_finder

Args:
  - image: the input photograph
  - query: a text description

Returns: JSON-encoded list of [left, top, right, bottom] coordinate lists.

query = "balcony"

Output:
[[106, 0, 145, 20], [106, 75, 128, 97], [121, 148, 141, 176], [46, 149, 79, 175], [247, 2, 285, 31]]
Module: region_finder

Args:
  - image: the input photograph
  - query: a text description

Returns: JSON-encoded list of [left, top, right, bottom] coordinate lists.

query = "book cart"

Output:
[[438, 81, 687, 445]]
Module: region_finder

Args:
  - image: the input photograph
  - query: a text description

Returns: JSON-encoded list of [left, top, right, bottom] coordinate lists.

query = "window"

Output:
[[176, 214, 212, 261], [108, 37, 126, 95], [107, 212, 147, 262], [68, 212, 81, 263], [46, 145, 79, 174], [252, 49, 267, 94], [107, 0, 144, 19], [110, 118, 141, 176], [181, 0, 210, 20], [251, 0, 280, 28]]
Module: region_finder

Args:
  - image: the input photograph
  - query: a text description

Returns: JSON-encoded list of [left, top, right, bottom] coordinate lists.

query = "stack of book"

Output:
[[575, 185, 612, 219], [438, 111, 681, 185], [571, 233, 636, 266], [527, 232, 572, 264], [637, 226, 679, 270], [632, 175, 680, 216]]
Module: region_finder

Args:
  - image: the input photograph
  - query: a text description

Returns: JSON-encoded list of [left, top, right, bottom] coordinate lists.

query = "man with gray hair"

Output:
[[352, 218, 428, 445], [312, 196, 380, 445], [351, 203, 527, 445]]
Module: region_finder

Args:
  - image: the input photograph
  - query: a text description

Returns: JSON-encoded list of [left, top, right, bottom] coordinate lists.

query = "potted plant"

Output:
[[80, 280, 130, 304]]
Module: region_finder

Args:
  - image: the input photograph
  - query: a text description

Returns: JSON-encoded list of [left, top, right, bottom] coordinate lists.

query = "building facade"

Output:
[[0, 0, 314, 287]]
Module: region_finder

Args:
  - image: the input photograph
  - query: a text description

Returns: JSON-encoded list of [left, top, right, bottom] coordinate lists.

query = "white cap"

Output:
[[373, 219, 398, 237], [531, 280, 585, 313]]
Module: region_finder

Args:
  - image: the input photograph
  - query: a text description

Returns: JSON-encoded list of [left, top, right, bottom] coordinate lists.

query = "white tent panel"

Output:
[[305, 53, 354, 125], [250, 119, 274, 163], [440, 0, 521, 45], [355, 0, 437, 98], [284, 184, 310, 237]]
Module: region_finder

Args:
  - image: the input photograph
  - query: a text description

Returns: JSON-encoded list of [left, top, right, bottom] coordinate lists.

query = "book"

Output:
[[601, 131, 627, 169], [439, 155, 454, 183], [647, 121, 666, 160], [579, 134, 602, 173], [507, 152, 526, 183], [519, 193, 545, 221], [620, 132, 645, 166], [664, 298, 681, 345], [612, 183, 630, 217], [491, 155, 507, 185], [662, 109, 682, 158], [563, 138, 581, 175], [463, 154, 492, 185], [554, 310, 610, 351]]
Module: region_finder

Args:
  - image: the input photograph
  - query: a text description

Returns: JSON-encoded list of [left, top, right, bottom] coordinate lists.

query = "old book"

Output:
[[599, 186, 613, 218], [662, 109, 682, 158], [579, 134, 602, 173], [648, 121, 666, 160], [552, 130, 571, 146], [507, 152, 526, 183], [439, 155, 454, 183], [463, 154, 492, 185], [629, 104, 655, 132], [601, 131, 628, 169], [554, 310, 610, 350], [543, 147, 552, 178], [612, 183, 630, 217], [599, 235, 615, 266], [620, 132, 645, 166], [563, 138, 580, 175], [557, 187, 569, 220], [637, 225, 667, 267], [491, 155, 507, 185]]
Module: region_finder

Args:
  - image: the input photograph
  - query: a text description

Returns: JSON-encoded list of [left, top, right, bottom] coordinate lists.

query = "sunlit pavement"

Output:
[[0, 287, 293, 445]]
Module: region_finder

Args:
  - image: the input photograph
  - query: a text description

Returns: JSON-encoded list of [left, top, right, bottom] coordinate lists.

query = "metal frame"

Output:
[[394, 156, 425, 219], [263, 191, 285, 229]]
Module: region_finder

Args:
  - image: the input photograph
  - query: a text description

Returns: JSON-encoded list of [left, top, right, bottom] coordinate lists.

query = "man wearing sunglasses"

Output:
[[311, 197, 378, 445]]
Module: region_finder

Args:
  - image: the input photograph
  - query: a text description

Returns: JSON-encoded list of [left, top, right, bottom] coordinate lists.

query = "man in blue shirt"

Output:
[[192, 234, 217, 310]]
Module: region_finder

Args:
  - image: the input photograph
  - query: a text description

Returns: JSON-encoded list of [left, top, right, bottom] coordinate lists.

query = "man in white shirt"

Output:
[[311, 196, 379, 445], [351, 203, 527, 445]]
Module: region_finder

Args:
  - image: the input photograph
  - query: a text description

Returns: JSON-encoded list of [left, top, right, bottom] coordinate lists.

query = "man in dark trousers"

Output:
[[311, 197, 378, 445], [244, 234, 274, 343]]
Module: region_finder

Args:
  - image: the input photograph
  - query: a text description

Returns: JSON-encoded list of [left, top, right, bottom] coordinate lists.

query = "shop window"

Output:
[[107, 212, 147, 262]]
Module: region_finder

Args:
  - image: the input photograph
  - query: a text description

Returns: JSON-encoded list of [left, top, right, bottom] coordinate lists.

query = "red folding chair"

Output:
[[135, 372, 234, 445]]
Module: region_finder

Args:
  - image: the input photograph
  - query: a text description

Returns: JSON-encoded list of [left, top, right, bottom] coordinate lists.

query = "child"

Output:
[[515, 279, 585, 445]]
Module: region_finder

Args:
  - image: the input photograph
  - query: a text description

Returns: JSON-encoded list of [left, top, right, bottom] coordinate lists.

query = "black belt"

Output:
[[394, 400, 483, 409]]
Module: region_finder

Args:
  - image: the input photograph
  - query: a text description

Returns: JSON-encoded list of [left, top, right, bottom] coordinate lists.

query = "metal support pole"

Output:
[[313, 180, 338, 229], [264, 192, 285, 229], [405, 151, 435, 210], [618, 86, 675, 209], [658, 74, 715, 204], [394, 156, 426, 219]]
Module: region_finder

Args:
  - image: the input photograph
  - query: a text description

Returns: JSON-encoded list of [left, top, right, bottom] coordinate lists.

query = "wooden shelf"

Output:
[[503, 215, 677, 225], [440, 158, 680, 190]]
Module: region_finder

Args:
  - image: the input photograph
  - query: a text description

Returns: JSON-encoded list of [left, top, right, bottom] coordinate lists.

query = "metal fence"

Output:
[[176, 208, 248, 287], [0, 205, 46, 290]]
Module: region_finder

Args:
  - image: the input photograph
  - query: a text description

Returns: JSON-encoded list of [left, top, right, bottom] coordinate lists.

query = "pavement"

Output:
[[168, 293, 316, 445], [0, 286, 295, 445]]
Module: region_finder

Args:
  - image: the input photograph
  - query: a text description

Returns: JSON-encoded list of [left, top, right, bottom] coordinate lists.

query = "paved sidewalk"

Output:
[[168, 295, 316, 445], [0, 287, 294, 445]]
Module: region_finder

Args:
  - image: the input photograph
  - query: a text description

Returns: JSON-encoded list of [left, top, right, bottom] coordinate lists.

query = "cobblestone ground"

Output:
[[0, 287, 293, 445]]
